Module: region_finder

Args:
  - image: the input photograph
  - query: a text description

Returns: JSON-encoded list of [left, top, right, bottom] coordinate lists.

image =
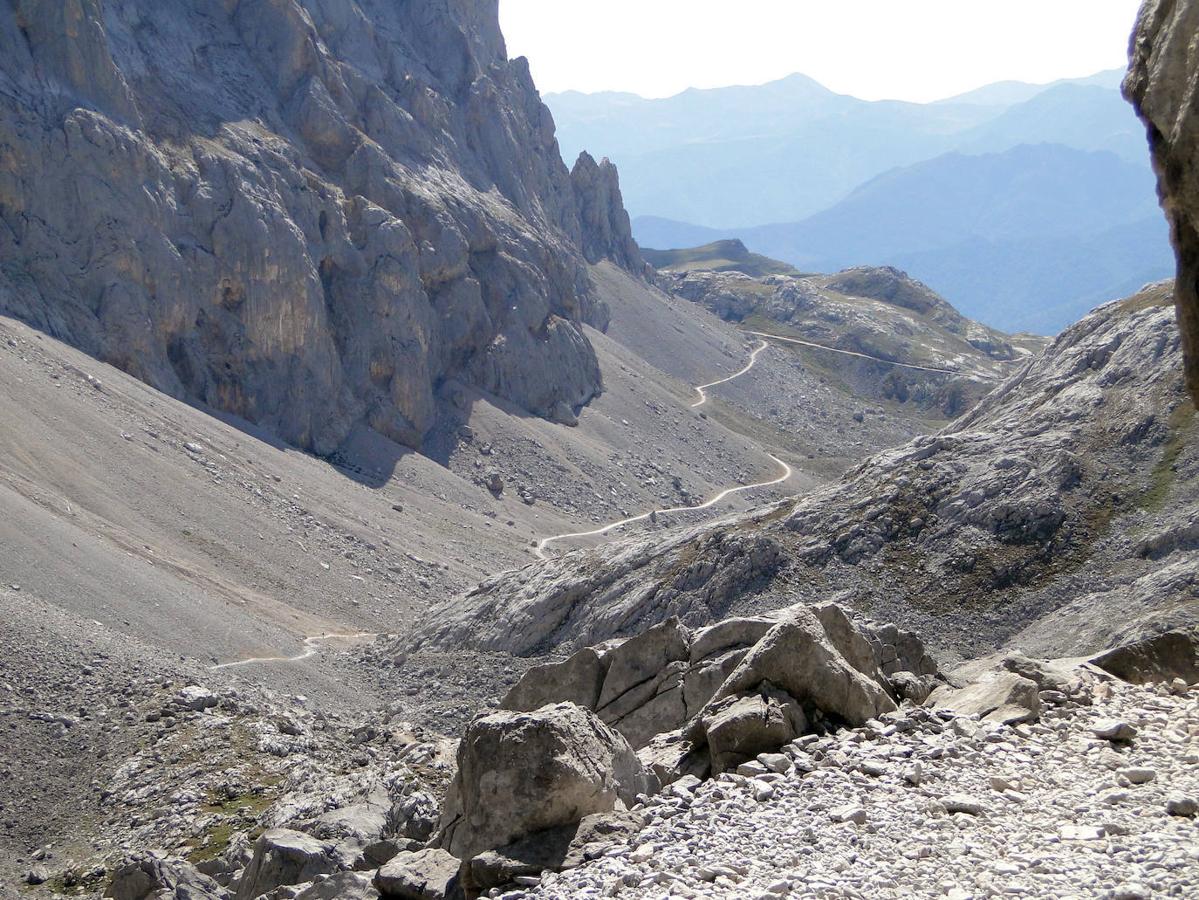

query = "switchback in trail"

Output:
[[537, 338, 792, 559]]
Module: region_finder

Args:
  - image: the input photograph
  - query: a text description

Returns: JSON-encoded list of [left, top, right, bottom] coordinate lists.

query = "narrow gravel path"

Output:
[[209, 631, 376, 670], [536, 339, 792, 559], [692, 340, 770, 407], [745, 329, 1001, 378]]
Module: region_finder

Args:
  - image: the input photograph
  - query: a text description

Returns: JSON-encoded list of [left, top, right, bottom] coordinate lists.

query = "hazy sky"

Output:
[[499, 0, 1144, 102]]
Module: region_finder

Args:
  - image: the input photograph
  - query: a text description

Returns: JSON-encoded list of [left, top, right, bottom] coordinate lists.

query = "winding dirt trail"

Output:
[[536, 339, 792, 559], [534, 453, 792, 559], [691, 339, 770, 407], [209, 631, 376, 669], [744, 329, 1000, 379]]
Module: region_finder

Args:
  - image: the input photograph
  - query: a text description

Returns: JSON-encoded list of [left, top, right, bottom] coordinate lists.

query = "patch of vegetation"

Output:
[[1137, 403, 1195, 512], [186, 821, 265, 865], [1118, 282, 1174, 315], [643, 240, 807, 277]]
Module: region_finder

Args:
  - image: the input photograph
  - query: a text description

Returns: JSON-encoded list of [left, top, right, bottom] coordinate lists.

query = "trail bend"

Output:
[[744, 330, 1001, 379], [210, 631, 377, 669]]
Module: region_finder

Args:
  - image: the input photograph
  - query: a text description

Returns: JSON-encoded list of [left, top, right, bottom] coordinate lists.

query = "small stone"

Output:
[[24, 867, 49, 886], [1111, 885, 1151, 900], [758, 753, 792, 775], [942, 794, 985, 816], [1059, 825, 1104, 841], [1117, 767, 1156, 785], [1166, 795, 1198, 817], [752, 781, 775, 802], [829, 804, 867, 825], [1092, 720, 1138, 742]]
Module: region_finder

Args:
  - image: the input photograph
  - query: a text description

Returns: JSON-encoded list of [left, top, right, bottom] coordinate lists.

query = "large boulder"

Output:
[[465, 811, 643, 896], [501, 647, 607, 712], [235, 829, 340, 900], [1091, 626, 1199, 684], [374, 849, 461, 900], [700, 685, 807, 775], [928, 671, 1042, 725], [294, 872, 376, 900], [106, 853, 224, 900], [706, 607, 898, 726], [1125, 0, 1199, 404], [436, 703, 656, 863]]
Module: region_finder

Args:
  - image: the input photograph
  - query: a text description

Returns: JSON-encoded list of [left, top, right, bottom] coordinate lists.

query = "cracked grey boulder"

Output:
[[106, 853, 224, 900], [294, 872, 376, 900], [706, 606, 898, 726], [928, 671, 1042, 725], [374, 849, 461, 900], [235, 829, 340, 900], [465, 811, 643, 895], [435, 702, 656, 863], [1091, 625, 1199, 684], [700, 685, 807, 775]]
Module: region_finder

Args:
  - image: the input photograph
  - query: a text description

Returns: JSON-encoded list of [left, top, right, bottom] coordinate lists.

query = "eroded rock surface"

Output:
[[1126, 0, 1199, 405], [501, 605, 937, 782], [434, 702, 655, 864], [0, 0, 643, 454]]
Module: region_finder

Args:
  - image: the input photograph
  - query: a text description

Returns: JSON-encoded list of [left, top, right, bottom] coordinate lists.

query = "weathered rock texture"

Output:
[[1125, 0, 1199, 406], [501, 605, 938, 781], [0, 0, 643, 453], [435, 702, 654, 864], [417, 286, 1198, 665]]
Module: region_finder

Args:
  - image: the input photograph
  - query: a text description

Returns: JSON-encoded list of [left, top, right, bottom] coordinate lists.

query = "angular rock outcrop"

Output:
[[501, 605, 935, 781], [571, 152, 643, 273], [927, 671, 1042, 725], [465, 811, 642, 896], [106, 853, 224, 900], [235, 829, 340, 900], [1126, 0, 1199, 405], [374, 849, 460, 900], [1091, 625, 1199, 684], [435, 702, 655, 864], [0, 0, 644, 454]]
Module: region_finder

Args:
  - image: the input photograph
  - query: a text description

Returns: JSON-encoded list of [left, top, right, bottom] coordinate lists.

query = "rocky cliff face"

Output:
[[1126, 0, 1199, 406], [0, 0, 642, 454]]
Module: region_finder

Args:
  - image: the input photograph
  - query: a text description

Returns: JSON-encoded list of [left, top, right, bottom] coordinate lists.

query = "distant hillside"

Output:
[[642, 240, 803, 276], [633, 145, 1174, 334]]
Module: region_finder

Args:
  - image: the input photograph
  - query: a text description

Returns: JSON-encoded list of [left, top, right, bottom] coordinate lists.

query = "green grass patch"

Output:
[[1118, 282, 1174, 315], [643, 240, 807, 277], [1137, 403, 1195, 512]]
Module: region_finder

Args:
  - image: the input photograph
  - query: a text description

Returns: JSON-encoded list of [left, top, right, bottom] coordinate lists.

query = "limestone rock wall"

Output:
[[0, 0, 643, 453], [1126, 0, 1199, 406]]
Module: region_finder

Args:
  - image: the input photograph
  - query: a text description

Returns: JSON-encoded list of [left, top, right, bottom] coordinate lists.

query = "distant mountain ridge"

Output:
[[547, 69, 1168, 334], [635, 143, 1173, 333], [545, 69, 1145, 228]]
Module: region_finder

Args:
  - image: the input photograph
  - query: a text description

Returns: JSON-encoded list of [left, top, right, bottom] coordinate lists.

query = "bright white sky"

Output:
[[499, 0, 1144, 101]]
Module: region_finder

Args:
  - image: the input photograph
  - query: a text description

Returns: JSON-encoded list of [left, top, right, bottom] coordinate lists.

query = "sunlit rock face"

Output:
[[1125, 0, 1199, 406], [0, 0, 642, 453]]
